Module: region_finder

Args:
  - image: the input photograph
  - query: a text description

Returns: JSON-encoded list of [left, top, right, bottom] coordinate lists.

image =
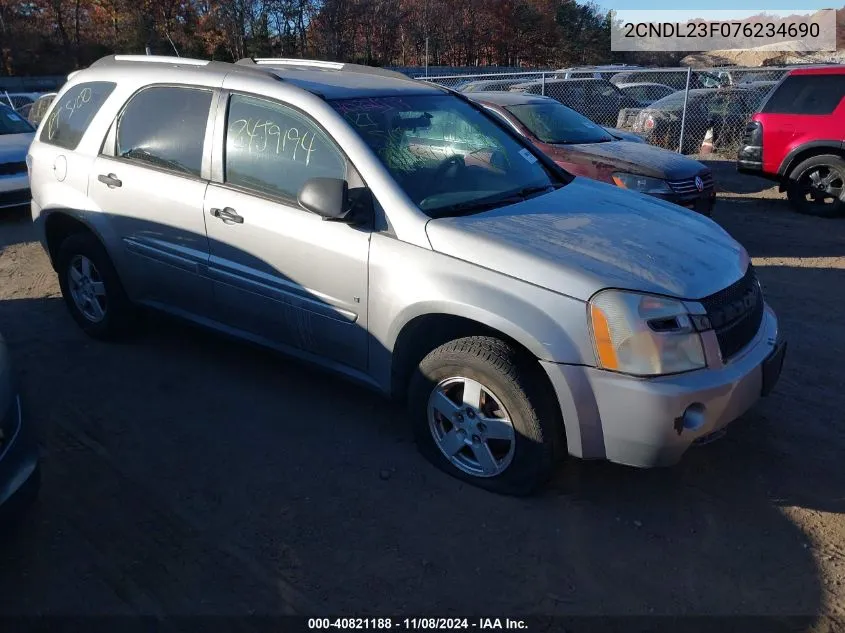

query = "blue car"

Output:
[[0, 331, 39, 523]]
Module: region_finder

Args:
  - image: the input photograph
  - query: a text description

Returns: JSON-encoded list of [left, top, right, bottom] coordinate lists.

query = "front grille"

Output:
[[698, 265, 764, 360], [0, 161, 26, 176], [668, 172, 714, 195], [0, 187, 31, 207]]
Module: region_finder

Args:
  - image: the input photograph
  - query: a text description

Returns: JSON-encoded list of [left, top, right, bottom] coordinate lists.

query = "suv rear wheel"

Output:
[[786, 154, 845, 218], [56, 232, 138, 340], [408, 336, 562, 496]]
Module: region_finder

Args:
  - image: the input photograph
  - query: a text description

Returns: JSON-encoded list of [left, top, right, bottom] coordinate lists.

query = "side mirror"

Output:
[[298, 177, 350, 221]]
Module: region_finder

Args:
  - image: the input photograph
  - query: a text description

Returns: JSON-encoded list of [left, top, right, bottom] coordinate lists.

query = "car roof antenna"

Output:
[[165, 32, 181, 58]]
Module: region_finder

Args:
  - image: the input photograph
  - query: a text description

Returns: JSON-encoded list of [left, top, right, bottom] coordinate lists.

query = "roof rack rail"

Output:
[[92, 54, 210, 67], [236, 57, 410, 80]]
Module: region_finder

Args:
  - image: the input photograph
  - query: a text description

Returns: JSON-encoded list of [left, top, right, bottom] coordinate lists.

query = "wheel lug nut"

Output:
[[477, 422, 486, 433], [466, 408, 476, 418], [472, 435, 481, 444], [455, 413, 463, 422]]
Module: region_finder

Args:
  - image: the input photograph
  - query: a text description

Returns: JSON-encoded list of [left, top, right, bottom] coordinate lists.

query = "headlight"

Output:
[[611, 172, 672, 194], [588, 290, 706, 376]]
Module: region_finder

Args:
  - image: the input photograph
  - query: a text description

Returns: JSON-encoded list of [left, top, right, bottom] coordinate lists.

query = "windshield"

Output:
[[0, 106, 34, 134], [505, 102, 612, 144], [330, 95, 561, 218]]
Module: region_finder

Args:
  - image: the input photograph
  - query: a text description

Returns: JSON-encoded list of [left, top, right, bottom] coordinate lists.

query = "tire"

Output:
[[408, 336, 563, 496], [786, 154, 845, 218], [56, 232, 138, 340]]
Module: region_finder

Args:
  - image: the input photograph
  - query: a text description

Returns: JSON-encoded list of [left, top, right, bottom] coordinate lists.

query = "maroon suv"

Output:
[[471, 91, 716, 215], [737, 66, 845, 217]]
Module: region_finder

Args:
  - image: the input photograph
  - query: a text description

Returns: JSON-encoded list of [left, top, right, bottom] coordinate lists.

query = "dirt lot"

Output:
[[1, 158, 844, 625]]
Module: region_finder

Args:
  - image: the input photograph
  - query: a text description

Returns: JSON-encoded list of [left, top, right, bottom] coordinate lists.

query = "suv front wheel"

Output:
[[786, 154, 845, 218], [408, 336, 562, 495], [56, 232, 138, 340]]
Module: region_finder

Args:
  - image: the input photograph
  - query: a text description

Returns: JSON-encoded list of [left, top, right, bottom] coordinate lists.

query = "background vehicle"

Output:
[[471, 92, 715, 215], [26, 92, 57, 127], [610, 70, 722, 90], [509, 78, 639, 126], [631, 87, 772, 154], [2, 92, 40, 112], [614, 82, 676, 105], [552, 64, 641, 80], [0, 103, 35, 210], [0, 330, 40, 525], [29, 55, 782, 495], [738, 66, 845, 217], [460, 79, 527, 93]]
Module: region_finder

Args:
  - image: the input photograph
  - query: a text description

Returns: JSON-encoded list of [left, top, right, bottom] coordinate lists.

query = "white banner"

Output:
[[610, 9, 836, 52]]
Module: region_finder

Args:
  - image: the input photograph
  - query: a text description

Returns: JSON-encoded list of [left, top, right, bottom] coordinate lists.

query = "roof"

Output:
[[85, 55, 445, 100], [789, 65, 845, 76], [512, 77, 609, 87], [465, 91, 556, 107], [614, 82, 674, 89], [261, 67, 442, 99]]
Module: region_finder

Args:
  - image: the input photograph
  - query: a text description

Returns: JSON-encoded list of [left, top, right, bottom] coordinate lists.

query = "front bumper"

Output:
[[652, 190, 716, 216], [541, 305, 783, 468], [0, 173, 30, 209], [0, 394, 40, 516]]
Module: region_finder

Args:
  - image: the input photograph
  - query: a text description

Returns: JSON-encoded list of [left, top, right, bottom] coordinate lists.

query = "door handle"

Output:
[[97, 173, 122, 188], [210, 207, 244, 224]]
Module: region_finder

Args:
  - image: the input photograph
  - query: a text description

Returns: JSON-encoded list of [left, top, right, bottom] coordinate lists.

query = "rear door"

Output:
[[87, 85, 216, 315]]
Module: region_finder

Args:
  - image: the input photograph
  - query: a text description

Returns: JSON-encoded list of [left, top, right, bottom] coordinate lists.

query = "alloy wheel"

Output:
[[427, 376, 516, 478]]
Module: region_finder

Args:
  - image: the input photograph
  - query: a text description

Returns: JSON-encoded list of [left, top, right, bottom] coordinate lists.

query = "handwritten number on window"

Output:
[[230, 118, 318, 166], [47, 87, 92, 139]]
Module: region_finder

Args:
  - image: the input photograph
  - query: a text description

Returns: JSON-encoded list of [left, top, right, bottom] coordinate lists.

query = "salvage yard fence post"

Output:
[[677, 66, 692, 154]]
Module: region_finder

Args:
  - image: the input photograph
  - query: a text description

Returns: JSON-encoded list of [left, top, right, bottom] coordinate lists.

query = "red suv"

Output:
[[737, 66, 845, 217]]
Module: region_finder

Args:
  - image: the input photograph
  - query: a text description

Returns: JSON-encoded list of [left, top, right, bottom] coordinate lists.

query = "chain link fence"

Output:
[[422, 66, 791, 156]]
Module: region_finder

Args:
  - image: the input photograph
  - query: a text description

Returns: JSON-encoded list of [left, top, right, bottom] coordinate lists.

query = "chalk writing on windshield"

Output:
[[47, 87, 92, 140], [333, 97, 413, 116], [229, 118, 317, 166]]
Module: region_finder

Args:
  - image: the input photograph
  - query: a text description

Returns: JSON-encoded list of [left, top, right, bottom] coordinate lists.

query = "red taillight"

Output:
[[644, 115, 655, 131]]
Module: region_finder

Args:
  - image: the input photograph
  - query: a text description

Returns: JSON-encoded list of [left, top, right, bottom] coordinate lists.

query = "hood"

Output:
[[552, 140, 707, 180], [0, 133, 34, 163], [425, 178, 746, 302]]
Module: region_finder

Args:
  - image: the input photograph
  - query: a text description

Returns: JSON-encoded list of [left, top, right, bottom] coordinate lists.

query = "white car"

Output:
[[0, 103, 34, 210]]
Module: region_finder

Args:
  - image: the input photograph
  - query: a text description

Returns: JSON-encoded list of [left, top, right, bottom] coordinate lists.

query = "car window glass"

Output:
[[116, 86, 212, 177], [0, 105, 34, 134], [762, 75, 845, 115], [225, 94, 346, 201], [331, 94, 557, 218], [598, 84, 619, 98], [506, 102, 612, 144], [40, 82, 115, 150]]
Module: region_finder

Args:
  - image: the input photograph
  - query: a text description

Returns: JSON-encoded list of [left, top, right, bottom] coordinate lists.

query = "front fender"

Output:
[[367, 234, 596, 393]]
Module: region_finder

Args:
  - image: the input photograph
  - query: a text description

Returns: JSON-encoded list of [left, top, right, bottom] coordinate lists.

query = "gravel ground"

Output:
[[1, 159, 844, 624]]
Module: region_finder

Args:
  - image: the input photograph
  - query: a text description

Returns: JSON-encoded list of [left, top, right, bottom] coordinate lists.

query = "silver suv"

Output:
[[28, 55, 786, 495]]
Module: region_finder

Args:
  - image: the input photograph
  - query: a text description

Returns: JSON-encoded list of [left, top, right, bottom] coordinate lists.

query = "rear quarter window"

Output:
[[40, 82, 116, 150], [762, 75, 845, 115]]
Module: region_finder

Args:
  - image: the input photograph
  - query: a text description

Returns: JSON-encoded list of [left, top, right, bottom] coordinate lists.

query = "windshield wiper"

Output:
[[516, 183, 562, 198], [432, 183, 563, 218], [433, 194, 525, 217]]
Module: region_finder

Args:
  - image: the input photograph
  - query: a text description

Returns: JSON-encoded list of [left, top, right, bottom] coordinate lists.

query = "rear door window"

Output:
[[762, 75, 845, 115], [115, 86, 213, 178], [40, 82, 116, 150]]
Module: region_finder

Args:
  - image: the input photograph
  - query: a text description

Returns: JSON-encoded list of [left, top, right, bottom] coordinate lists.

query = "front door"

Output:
[[204, 93, 370, 370], [87, 85, 216, 315]]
